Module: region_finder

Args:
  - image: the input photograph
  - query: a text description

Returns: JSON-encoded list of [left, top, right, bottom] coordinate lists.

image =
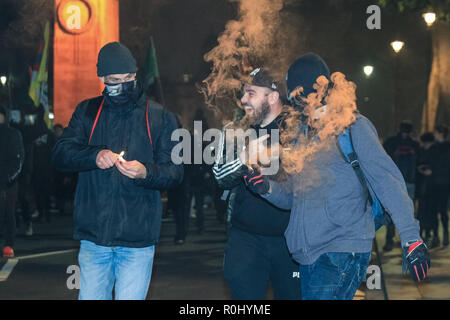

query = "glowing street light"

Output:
[[363, 65, 374, 78], [0, 76, 6, 86], [422, 12, 436, 27], [390, 41, 405, 53]]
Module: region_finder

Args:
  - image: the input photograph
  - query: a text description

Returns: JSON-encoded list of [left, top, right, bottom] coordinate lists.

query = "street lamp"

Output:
[[390, 41, 405, 134], [363, 65, 374, 78], [390, 41, 405, 53], [422, 12, 436, 27], [0, 76, 6, 86]]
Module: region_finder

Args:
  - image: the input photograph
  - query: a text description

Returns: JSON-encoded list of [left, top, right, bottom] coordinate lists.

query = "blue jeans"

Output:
[[299, 252, 371, 300], [78, 240, 155, 300]]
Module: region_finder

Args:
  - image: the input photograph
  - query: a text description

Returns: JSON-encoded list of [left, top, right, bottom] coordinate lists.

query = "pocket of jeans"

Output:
[[307, 254, 346, 288]]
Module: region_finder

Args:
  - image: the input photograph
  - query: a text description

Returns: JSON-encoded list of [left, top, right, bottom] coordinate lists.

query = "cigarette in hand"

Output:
[[118, 151, 126, 163]]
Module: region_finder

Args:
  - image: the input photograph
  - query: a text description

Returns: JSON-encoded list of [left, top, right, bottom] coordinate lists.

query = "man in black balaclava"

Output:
[[52, 42, 183, 300]]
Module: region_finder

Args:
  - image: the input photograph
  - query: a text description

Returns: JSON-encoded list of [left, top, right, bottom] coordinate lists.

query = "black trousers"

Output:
[[429, 184, 449, 237], [224, 227, 301, 300], [0, 181, 18, 247], [417, 192, 435, 238], [172, 188, 190, 241], [18, 173, 34, 225], [187, 188, 205, 233]]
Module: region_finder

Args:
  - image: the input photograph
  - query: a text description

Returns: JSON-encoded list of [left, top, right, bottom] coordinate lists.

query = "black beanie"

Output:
[[97, 42, 138, 77], [286, 53, 330, 100]]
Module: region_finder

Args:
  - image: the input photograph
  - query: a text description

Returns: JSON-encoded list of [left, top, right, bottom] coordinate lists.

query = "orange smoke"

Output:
[[200, 0, 284, 124], [280, 72, 358, 181]]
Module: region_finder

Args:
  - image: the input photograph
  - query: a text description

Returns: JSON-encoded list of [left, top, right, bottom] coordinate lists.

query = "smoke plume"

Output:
[[200, 0, 285, 123], [280, 72, 358, 188]]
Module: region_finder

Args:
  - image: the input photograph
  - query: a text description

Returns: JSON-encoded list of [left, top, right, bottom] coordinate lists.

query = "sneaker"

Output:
[[2, 247, 14, 258], [24, 222, 33, 236]]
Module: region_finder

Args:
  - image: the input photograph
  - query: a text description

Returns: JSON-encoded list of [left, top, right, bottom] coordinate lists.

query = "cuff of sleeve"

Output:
[[261, 180, 277, 198], [399, 227, 423, 248], [91, 146, 108, 167], [134, 162, 153, 187]]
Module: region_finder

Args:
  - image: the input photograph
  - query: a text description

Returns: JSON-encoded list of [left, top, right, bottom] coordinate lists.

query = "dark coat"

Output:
[[0, 124, 24, 191], [52, 90, 183, 247]]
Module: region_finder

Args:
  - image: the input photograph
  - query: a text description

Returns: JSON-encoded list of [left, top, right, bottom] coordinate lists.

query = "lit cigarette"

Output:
[[118, 151, 126, 163]]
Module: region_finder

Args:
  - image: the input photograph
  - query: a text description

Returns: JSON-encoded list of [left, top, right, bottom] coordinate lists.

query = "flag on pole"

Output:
[[141, 36, 165, 105], [29, 21, 50, 127]]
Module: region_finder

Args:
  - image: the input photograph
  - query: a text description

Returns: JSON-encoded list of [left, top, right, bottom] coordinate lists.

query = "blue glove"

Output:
[[402, 240, 430, 282], [243, 168, 270, 195]]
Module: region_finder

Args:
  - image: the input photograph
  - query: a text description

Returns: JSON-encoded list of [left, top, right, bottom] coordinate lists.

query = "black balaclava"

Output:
[[97, 42, 140, 105], [286, 53, 330, 111]]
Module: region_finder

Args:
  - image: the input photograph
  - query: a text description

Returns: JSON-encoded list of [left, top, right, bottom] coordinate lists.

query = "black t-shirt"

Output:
[[230, 116, 290, 236]]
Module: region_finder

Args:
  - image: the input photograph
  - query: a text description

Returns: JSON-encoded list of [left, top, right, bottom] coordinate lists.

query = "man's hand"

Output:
[[115, 159, 147, 179], [402, 240, 431, 282], [96, 150, 120, 169], [243, 168, 270, 195]]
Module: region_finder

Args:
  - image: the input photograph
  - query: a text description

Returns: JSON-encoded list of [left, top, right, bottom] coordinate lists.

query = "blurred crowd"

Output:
[[0, 98, 77, 258], [383, 121, 450, 250]]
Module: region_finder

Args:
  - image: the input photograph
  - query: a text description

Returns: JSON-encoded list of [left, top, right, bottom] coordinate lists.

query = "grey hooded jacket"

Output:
[[263, 115, 421, 265]]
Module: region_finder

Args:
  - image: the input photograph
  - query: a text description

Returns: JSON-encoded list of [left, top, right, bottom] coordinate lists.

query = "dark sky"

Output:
[[0, 0, 433, 137]]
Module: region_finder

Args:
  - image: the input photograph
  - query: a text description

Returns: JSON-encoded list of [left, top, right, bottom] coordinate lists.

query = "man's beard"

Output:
[[242, 100, 271, 127]]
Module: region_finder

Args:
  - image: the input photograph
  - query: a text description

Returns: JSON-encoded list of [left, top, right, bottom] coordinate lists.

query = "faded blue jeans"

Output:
[[299, 252, 371, 300], [78, 240, 155, 300]]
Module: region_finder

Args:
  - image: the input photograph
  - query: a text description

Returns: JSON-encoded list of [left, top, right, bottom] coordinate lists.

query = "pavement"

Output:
[[1, 203, 449, 300]]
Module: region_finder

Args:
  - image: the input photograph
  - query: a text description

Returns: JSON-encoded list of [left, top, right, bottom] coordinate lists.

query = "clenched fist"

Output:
[[96, 150, 120, 169]]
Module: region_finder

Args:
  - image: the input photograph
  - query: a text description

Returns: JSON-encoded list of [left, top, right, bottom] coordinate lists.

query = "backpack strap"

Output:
[[88, 98, 105, 144], [87, 97, 153, 147], [337, 128, 372, 208], [145, 101, 153, 146]]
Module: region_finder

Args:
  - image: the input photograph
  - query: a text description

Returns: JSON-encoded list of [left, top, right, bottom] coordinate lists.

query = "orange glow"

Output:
[[57, 0, 93, 34], [54, 0, 119, 127]]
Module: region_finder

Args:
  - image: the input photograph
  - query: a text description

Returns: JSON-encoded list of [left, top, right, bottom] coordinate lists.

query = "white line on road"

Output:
[[18, 249, 78, 260], [0, 249, 78, 282], [0, 259, 19, 282]]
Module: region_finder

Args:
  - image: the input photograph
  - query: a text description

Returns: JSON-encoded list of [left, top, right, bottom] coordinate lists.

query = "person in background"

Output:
[[0, 104, 24, 258], [382, 121, 419, 251], [32, 106, 56, 223], [52, 124, 77, 216], [428, 125, 450, 247], [12, 98, 47, 236], [416, 132, 436, 245]]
